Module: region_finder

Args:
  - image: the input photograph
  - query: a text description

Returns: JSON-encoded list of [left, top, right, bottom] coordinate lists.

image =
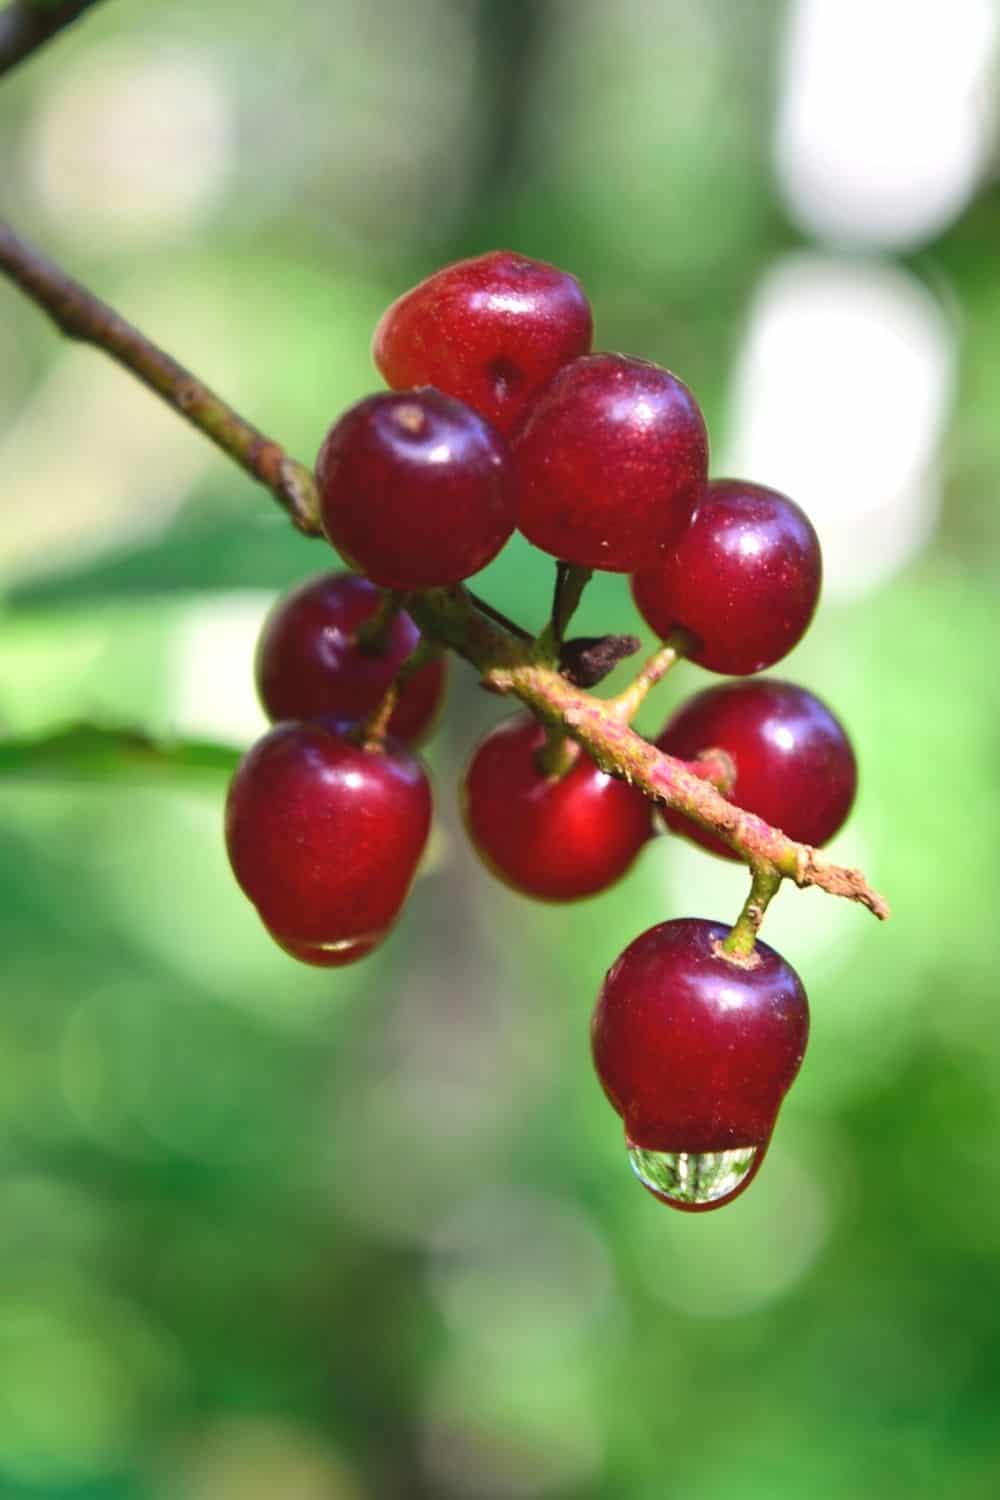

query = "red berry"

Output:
[[372, 250, 593, 437], [266, 929, 379, 967], [656, 679, 857, 859], [461, 713, 652, 901], [225, 720, 432, 946], [591, 918, 809, 1209], [631, 479, 822, 675], [255, 571, 446, 744], [317, 390, 516, 589], [512, 354, 708, 571]]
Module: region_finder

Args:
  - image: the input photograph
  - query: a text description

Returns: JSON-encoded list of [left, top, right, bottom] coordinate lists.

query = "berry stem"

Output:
[[355, 590, 404, 656], [535, 561, 593, 661], [610, 628, 694, 721], [358, 636, 442, 748], [533, 725, 580, 780], [356, 688, 398, 750], [0, 0, 103, 78], [465, 590, 534, 643], [720, 866, 783, 962], [0, 221, 889, 924], [683, 748, 736, 796]]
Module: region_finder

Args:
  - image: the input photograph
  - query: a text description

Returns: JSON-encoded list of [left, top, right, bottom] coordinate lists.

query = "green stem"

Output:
[[720, 866, 783, 962], [534, 561, 593, 661], [534, 724, 579, 780], [357, 637, 443, 749], [355, 590, 404, 656], [610, 628, 693, 721]]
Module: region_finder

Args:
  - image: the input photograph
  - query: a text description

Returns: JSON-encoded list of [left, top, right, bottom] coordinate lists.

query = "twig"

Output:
[[408, 587, 889, 920], [610, 628, 693, 720], [0, 1, 105, 80], [0, 219, 321, 534]]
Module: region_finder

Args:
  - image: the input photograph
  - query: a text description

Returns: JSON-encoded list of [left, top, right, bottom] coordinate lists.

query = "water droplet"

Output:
[[627, 1142, 761, 1208]]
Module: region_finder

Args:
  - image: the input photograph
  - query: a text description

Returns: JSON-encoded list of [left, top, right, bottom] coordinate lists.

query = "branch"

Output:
[[408, 587, 889, 921], [0, 220, 321, 534], [0, 0, 104, 78], [0, 218, 889, 924]]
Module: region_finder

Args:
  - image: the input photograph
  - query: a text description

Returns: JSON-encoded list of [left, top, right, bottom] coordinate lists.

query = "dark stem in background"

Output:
[[0, 0, 103, 77], [543, 561, 593, 655], [471, 0, 551, 207]]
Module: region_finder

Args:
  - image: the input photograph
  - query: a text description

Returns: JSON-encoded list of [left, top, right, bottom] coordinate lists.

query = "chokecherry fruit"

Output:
[[631, 479, 822, 675], [512, 353, 708, 571], [225, 719, 432, 952], [591, 917, 809, 1210], [461, 713, 652, 901], [372, 249, 593, 437], [255, 571, 446, 744], [656, 679, 857, 859], [265, 929, 380, 968], [317, 389, 516, 589]]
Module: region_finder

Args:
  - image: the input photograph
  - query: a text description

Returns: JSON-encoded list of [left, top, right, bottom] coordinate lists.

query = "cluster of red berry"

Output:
[[224, 251, 859, 1211]]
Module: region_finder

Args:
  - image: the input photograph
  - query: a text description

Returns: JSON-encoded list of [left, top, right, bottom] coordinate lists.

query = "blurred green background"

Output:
[[1, 1, 1000, 1496]]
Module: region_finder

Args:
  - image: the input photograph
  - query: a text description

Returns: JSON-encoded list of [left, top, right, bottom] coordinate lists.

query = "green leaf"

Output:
[[0, 722, 241, 784]]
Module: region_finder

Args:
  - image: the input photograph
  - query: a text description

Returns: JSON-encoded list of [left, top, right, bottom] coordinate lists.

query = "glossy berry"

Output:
[[317, 389, 516, 589], [512, 354, 708, 571], [255, 571, 446, 744], [461, 713, 652, 901], [225, 719, 432, 948], [372, 250, 593, 437], [592, 918, 809, 1208], [656, 679, 857, 859], [631, 479, 822, 675]]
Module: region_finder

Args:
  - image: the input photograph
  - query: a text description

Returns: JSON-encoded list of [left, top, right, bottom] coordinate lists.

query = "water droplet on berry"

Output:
[[627, 1141, 761, 1208]]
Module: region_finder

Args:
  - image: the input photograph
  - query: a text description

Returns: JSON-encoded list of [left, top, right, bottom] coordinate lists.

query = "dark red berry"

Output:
[[512, 354, 708, 571], [317, 389, 516, 589], [372, 250, 593, 437], [461, 713, 652, 901], [592, 918, 809, 1208], [225, 720, 432, 946], [266, 928, 379, 967], [656, 679, 857, 859], [255, 571, 446, 744], [631, 479, 822, 675]]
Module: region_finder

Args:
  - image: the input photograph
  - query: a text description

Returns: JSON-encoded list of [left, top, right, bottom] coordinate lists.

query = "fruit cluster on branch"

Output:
[[0, 225, 889, 1212], [225, 250, 885, 1211]]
